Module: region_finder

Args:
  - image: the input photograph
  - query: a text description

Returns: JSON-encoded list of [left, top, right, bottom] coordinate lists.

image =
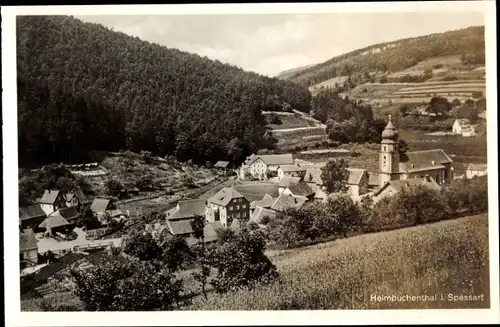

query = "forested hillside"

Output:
[[284, 26, 485, 87], [17, 16, 312, 167]]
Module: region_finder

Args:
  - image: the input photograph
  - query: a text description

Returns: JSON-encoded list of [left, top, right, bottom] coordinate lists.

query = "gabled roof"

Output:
[[247, 154, 294, 166], [271, 193, 308, 212], [39, 190, 61, 204], [230, 218, 242, 231], [304, 167, 323, 185], [347, 168, 368, 185], [73, 189, 90, 204], [250, 206, 277, 224], [279, 164, 306, 173], [20, 229, 38, 251], [20, 204, 46, 220], [90, 198, 112, 213], [208, 187, 247, 206], [53, 206, 80, 221], [38, 215, 71, 230], [106, 209, 124, 218], [250, 194, 275, 210], [214, 161, 230, 168], [367, 172, 379, 186], [287, 181, 315, 198], [165, 199, 206, 220], [278, 176, 302, 188], [167, 220, 193, 235], [399, 149, 453, 172], [467, 163, 487, 171], [64, 193, 75, 202], [374, 177, 441, 196]]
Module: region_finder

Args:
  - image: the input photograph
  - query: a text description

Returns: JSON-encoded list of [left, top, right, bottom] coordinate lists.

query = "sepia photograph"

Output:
[[2, 1, 499, 326]]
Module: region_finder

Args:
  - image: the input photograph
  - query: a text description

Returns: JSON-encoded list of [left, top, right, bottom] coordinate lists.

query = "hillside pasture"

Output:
[[309, 76, 349, 94], [187, 214, 489, 310], [265, 113, 317, 130]]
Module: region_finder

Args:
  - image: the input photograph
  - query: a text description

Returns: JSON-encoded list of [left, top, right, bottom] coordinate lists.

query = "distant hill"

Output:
[[283, 26, 485, 87], [276, 63, 317, 80], [17, 16, 312, 167]]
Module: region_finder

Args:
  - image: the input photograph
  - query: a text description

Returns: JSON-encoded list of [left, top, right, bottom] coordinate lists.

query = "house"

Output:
[[466, 164, 488, 179], [90, 197, 117, 216], [372, 176, 441, 204], [250, 206, 277, 225], [214, 161, 230, 175], [367, 172, 380, 190], [20, 204, 47, 231], [249, 194, 275, 213], [270, 193, 308, 213], [39, 190, 66, 215], [166, 220, 194, 238], [281, 181, 315, 200], [278, 176, 302, 194], [63, 189, 91, 209], [205, 187, 250, 228], [38, 215, 72, 235], [20, 229, 39, 269], [49, 206, 81, 225], [452, 118, 475, 136], [240, 154, 294, 180], [165, 199, 206, 222], [347, 168, 370, 200], [303, 167, 328, 202], [379, 115, 453, 188], [277, 164, 307, 180]]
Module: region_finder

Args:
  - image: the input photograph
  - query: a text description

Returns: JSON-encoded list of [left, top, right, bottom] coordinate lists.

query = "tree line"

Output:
[[17, 16, 311, 167], [311, 89, 387, 144]]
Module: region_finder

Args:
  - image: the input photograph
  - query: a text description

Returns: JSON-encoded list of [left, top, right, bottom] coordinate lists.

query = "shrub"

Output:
[[122, 229, 163, 261], [210, 224, 279, 293]]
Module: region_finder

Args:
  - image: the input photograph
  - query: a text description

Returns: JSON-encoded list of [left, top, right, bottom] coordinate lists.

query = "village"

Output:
[[19, 116, 488, 286]]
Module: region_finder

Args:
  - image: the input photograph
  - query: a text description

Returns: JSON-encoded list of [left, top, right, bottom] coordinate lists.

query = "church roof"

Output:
[[399, 149, 453, 172], [381, 115, 399, 141]]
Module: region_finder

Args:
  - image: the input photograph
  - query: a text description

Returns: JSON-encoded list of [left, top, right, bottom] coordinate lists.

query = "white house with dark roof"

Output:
[[452, 118, 476, 137], [277, 164, 307, 180], [240, 153, 295, 180], [39, 190, 66, 215], [466, 163, 488, 179], [165, 199, 206, 222], [205, 187, 250, 228]]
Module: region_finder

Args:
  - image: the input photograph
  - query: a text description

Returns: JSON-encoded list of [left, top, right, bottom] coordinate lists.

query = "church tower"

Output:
[[379, 115, 400, 187]]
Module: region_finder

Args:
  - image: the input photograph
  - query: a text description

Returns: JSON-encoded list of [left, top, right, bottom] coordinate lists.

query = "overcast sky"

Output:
[[77, 12, 484, 77]]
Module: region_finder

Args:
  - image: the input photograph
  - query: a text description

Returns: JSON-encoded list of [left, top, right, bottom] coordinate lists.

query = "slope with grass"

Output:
[[187, 213, 489, 310], [282, 26, 484, 87]]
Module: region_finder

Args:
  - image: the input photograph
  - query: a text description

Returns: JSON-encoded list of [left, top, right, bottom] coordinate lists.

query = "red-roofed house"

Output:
[[205, 187, 250, 228]]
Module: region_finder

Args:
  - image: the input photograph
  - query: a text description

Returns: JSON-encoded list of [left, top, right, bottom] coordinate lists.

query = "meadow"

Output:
[[266, 114, 317, 130], [186, 214, 489, 310]]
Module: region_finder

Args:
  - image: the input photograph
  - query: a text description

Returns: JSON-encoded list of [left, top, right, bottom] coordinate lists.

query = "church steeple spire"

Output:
[[379, 115, 400, 187], [382, 114, 399, 141]]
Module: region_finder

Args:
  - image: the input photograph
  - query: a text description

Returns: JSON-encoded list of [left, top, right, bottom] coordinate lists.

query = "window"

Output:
[[243, 212, 247, 217], [229, 206, 233, 211], [236, 205, 240, 210], [383, 146, 386, 151], [242, 204, 246, 209]]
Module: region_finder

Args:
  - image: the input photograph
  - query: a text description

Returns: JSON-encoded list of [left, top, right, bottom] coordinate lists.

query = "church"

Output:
[[370, 115, 453, 202]]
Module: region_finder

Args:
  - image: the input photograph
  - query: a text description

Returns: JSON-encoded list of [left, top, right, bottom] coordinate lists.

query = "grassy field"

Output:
[[187, 213, 490, 310], [266, 114, 317, 130]]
